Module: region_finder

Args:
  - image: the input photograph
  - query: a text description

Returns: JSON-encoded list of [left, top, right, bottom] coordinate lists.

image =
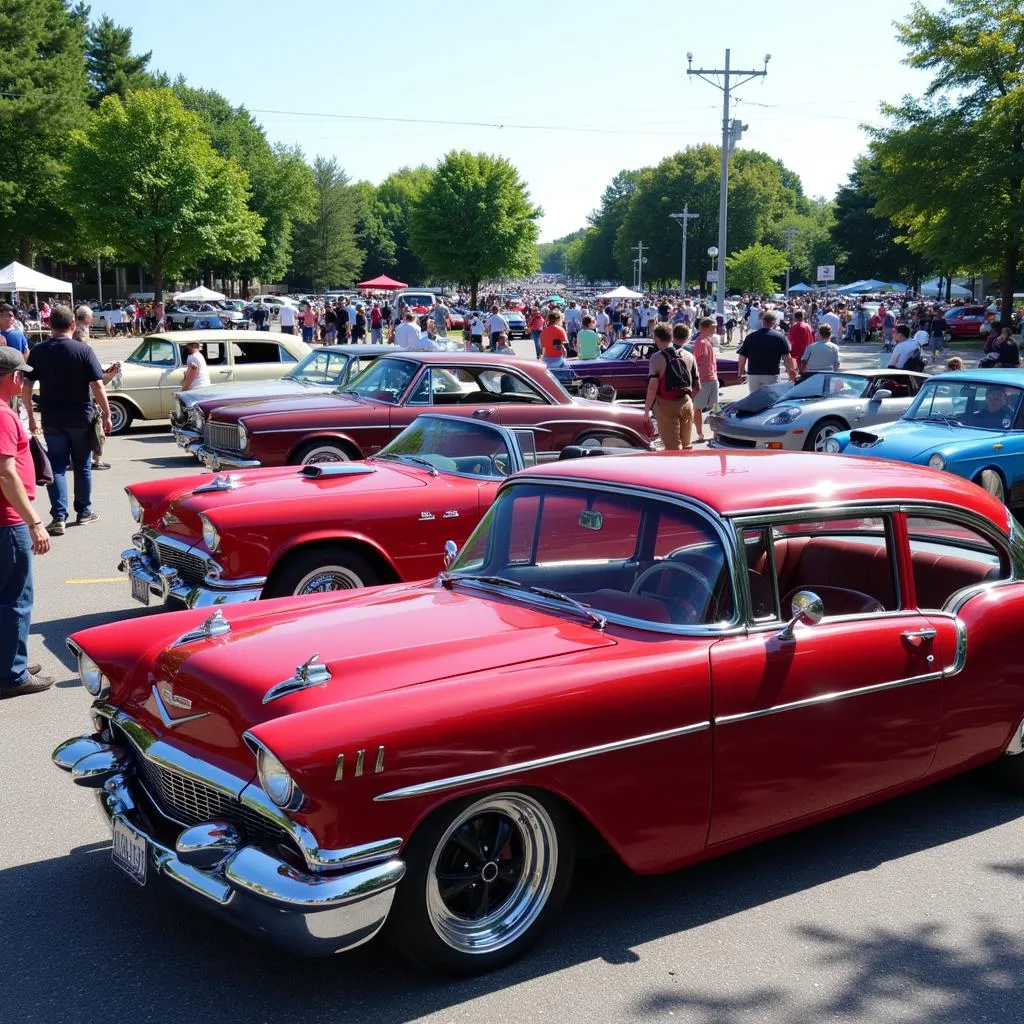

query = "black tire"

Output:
[[976, 469, 1006, 503], [388, 789, 575, 974], [579, 379, 602, 401], [265, 545, 380, 597], [803, 417, 847, 453], [998, 752, 1024, 793], [291, 439, 356, 466], [107, 398, 133, 436]]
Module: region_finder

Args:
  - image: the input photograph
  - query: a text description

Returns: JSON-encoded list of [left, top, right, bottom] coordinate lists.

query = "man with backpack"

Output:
[[644, 323, 699, 450]]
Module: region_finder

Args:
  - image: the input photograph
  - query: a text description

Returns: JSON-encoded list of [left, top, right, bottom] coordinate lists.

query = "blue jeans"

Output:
[[0, 524, 33, 688], [44, 425, 94, 520], [531, 330, 542, 358]]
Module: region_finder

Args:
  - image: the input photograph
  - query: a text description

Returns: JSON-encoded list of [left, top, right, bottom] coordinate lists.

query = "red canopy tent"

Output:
[[356, 274, 407, 290]]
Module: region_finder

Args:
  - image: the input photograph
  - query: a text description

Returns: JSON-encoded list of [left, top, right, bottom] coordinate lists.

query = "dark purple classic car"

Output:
[[568, 339, 742, 401]]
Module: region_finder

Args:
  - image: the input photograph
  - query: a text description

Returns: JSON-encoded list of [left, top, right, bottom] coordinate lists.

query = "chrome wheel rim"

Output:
[[301, 446, 349, 465], [812, 425, 841, 451], [294, 565, 363, 594], [109, 403, 128, 433], [580, 382, 600, 400], [980, 471, 1005, 502], [426, 793, 557, 955]]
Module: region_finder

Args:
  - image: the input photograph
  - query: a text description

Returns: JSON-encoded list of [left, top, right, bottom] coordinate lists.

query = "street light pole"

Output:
[[783, 226, 797, 296], [632, 241, 648, 292], [670, 206, 700, 295], [687, 50, 770, 319]]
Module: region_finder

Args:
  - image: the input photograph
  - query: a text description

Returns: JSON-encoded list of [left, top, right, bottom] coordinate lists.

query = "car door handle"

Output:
[[473, 408, 495, 417], [902, 628, 937, 644]]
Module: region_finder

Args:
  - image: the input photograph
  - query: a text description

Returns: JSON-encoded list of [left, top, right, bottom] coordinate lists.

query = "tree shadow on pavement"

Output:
[[32, 606, 154, 675], [4, 771, 1021, 1024]]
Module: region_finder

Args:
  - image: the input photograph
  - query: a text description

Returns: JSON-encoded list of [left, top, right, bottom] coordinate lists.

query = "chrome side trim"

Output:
[[373, 721, 711, 802], [715, 670, 943, 726]]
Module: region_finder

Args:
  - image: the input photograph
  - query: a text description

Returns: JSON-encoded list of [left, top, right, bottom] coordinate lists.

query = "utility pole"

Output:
[[669, 206, 700, 296], [632, 241, 648, 292], [687, 50, 770, 317], [783, 226, 798, 296]]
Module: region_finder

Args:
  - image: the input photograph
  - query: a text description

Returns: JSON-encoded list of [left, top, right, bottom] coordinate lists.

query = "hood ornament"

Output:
[[171, 609, 231, 649], [262, 654, 331, 704], [192, 473, 243, 495]]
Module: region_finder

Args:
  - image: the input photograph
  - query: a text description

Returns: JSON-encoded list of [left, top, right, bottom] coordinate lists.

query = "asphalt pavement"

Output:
[[2, 333, 1021, 1024]]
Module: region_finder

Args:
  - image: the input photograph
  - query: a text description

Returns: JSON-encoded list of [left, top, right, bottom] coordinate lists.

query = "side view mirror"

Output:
[[777, 590, 824, 641], [871, 389, 893, 401], [443, 540, 459, 569]]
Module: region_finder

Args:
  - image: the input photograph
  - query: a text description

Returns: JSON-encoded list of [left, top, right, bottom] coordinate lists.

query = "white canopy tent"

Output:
[[0, 260, 74, 299], [596, 285, 644, 300], [919, 278, 972, 299], [172, 285, 226, 302]]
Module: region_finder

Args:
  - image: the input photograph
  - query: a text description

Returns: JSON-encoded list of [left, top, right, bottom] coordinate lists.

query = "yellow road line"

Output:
[[64, 577, 125, 584]]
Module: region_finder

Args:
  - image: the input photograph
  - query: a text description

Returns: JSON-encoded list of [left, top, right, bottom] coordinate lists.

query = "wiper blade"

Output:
[[378, 453, 438, 476], [527, 586, 607, 629], [333, 387, 359, 397], [440, 574, 522, 591], [921, 414, 960, 426]]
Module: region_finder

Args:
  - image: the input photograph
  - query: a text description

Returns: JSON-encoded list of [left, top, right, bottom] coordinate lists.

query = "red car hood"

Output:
[[207, 392, 377, 425], [98, 585, 615, 769]]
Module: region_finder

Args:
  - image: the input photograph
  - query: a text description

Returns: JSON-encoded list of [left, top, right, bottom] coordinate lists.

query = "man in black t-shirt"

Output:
[[736, 310, 797, 392], [23, 306, 112, 535]]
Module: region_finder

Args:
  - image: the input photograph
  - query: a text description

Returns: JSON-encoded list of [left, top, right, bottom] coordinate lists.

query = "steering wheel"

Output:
[[629, 561, 715, 624]]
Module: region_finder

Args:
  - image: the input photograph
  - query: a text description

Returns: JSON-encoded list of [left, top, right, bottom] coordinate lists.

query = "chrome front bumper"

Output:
[[171, 425, 203, 456], [53, 731, 406, 957], [118, 541, 266, 609], [198, 446, 262, 470]]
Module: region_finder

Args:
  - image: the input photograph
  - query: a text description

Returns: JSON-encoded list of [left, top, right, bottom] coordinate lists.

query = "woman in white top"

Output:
[[182, 341, 211, 390]]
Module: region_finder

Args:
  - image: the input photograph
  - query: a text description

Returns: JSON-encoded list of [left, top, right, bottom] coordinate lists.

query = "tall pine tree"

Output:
[[85, 15, 157, 106]]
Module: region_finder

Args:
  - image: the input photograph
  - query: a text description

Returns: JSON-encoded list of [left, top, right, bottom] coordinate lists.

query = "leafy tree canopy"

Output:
[[376, 166, 433, 285], [725, 243, 790, 295], [85, 14, 159, 106]]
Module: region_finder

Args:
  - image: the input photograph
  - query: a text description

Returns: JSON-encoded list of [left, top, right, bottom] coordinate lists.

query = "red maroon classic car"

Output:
[[122, 415, 582, 608], [196, 352, 657, 470], [54, 451, 1024, 973]]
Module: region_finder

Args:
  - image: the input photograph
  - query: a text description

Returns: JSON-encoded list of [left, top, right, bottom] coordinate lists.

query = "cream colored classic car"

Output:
[[106, 330, 311, 434]]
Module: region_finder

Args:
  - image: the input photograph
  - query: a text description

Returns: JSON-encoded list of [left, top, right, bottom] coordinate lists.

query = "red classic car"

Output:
[[568, 338, 743, 401], [122, 415, 581, 608], [53, 451, 1024, 972], [945, 305, 994, 339], [196, 352, 657, 470]]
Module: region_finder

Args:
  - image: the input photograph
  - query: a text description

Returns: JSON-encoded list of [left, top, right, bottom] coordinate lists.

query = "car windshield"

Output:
[[787, 373, 871, 399], [447, 482, 734, 629], [339, 357, 418, 404], [904, 379, 1024, 431], [599, 342, 632, 360], [127, 337, 176, 366], [375, 417, 518, 478], [290, 349, 351, 385]]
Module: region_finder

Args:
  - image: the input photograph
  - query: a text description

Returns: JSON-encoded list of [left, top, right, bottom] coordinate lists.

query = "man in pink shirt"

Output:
[[687, 318, 719, 442], [788, 309, 815, 367]]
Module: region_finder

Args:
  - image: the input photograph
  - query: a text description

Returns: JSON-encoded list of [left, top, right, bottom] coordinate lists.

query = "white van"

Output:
[[391, 290, 437, 310]]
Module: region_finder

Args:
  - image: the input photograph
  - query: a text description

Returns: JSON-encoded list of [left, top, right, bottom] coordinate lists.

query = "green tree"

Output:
[[868, 0, 1023, 323], [351, 180, 396, 280], [376, 166, 432, 284], [0, 0, 88, 264], [85, 15, 157, 106], [576, 170, 641, 281], [410, 151, 540, 308], [173, 82, 314, 287], [65, 89, 264, 303], [725, 243, 790, 295], [290, 156, 363, 289], [765, 199, 843, 288], [537, 229, 586, 274]]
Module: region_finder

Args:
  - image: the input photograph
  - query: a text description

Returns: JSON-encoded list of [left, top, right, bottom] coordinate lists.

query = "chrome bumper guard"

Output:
[[118, 543, 266, 609], [171, 426, 203, 455], [198, 446, 262, 471], [52, 733, 406, 956]]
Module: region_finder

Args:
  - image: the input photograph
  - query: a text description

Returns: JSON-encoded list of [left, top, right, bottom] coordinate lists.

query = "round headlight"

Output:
[[928, 453, 946, 470], [823, 437, 841, 454], [78, 652, 109, 698], [257, 747, 298, 808], [200, 514, 220, 552], [237, 421, 248, 450], [128, 492, 142, 523]]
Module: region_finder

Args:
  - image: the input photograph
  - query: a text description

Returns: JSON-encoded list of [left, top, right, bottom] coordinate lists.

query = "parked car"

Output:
[[122, 414, 616, 608], [165, 302, 248, 330], [568, 338, 742, 401], [171, 344, 393, 455], [944, 305, 992, 339], [105, 331, 311, 434], [826, 370, 1024, 505], [502, 310, 527, 338], [709, 370, 927, 452], [54, 449, 1024, 970], [196, 352, 658, 470]]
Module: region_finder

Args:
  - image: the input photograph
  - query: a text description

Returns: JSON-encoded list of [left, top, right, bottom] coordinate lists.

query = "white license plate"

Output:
[[111, 816, 148, 885], [130, 572, 151, 605]]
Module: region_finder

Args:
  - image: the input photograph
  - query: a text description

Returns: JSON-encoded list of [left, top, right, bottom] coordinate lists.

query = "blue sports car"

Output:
[[826, 369, 1024, 505]]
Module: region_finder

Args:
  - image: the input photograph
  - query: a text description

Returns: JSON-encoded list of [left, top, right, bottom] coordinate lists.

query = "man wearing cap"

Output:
[[0, 346, 52, 699]]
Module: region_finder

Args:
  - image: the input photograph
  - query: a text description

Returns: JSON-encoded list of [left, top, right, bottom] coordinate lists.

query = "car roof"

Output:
[[930, 369, 1024, 385], [310, 344, 393, 356], [520, 450, 1011, 530], [378, 352, 541, 368]]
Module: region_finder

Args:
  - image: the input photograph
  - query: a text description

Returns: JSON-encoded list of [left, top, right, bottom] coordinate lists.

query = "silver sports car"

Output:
[[708, 369, 928, 452]]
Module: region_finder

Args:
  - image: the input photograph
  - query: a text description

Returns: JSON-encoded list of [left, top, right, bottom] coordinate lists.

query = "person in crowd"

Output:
[[493, 331, 515, 354], [596, 304, 611, 346], [527, 306, 545, 358], [970, 387, 1012, 429], [689, 318, 718, 443], [251, 301, 269, 331], [352, 305, 367, 342], [278, 301, 297, 335], [946, 356, 964, 371], [432, 299, 450, 339], [74, 306, 119, 471], [887, 325, 925, 370], [22, 305, 111, 536], [0, 346, 52, 699], [996, 327, 1020, 367], [395, 310, 421, 349], [323, 303, 338, 344], [575, 315, 602, 360], [563, 301, 582, 355], [928, 307, 947, 361], [469, 310, 486, 350], [369, 302, 383, 344], [881, 305, 896, 349], [346, 297, 358, 336], [801, 323, 841, 372], [787, 309, 814, 366], [736, 310, 796, 392], [336, 301, 350, 341], [299, 302, 317, 344], [644, 323, 699, 451], [181, 340, 211, 392], [819, 305, 842, 341], [0, 303, 30, 356], [539, 311, 569, 373], [486, 306, 509, 351]]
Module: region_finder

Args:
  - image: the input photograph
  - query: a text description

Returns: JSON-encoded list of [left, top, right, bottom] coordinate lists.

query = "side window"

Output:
[[406, 369, 431, 405], [234, 342, 281, 364], [766, 515, 897, 618], [906, 515, 1008, 610], [741, 526, 778, 620], [141, 339, 176, 366]]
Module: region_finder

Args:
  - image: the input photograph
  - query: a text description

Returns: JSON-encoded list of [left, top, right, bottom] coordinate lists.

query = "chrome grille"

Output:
[[204, 422, 242, 452], [148, 537, 206, 586], [130, 744, 286, 844]]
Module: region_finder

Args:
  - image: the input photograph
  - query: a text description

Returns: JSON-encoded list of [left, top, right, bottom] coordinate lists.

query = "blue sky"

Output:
[[93, 0, 942, 240]]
